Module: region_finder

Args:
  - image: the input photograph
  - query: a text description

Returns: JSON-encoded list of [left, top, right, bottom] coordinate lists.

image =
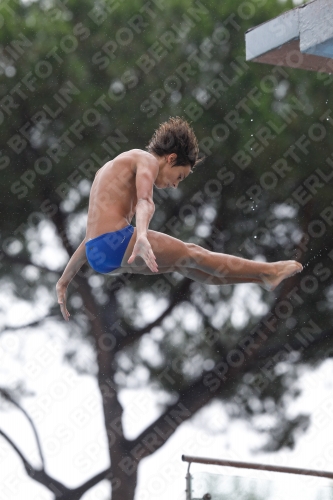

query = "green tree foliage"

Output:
[[1, 0, 333, 498]]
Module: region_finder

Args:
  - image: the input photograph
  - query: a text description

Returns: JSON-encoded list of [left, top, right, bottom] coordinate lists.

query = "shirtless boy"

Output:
[[56, 117, 303, 322]]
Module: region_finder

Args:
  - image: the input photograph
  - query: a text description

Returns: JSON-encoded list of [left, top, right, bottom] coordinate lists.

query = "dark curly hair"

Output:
[[146, 116, 201, 170]]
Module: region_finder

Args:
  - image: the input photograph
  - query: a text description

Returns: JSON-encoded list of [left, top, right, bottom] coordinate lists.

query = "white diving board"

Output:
[[245, 0, 333, 73]]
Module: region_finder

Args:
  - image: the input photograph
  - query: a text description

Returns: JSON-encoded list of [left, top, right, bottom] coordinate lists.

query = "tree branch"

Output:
[[0, 387, 112, 498], [0, 388, 45, 468], [0, 428, 69, 496], [71, 468, 111, 497], [0, 419, 111, 498], [0, 428, 32, 469]]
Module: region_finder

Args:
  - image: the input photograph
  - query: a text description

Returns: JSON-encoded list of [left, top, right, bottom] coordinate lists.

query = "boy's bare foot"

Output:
[[260, 261, 303, 291]]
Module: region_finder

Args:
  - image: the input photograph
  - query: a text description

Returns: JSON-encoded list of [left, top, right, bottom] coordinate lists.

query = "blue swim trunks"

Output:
[[85, 225, 135, 274]]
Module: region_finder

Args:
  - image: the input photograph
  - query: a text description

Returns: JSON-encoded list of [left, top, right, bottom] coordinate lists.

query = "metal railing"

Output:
[[182, 454, 333, 500]]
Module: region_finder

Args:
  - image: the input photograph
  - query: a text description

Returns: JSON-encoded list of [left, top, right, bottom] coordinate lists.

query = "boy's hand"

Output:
[[56, 280, 70, 321], [127, 235, 158, 273]]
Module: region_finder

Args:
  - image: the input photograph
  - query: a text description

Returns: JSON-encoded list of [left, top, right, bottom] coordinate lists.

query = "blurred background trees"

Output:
[[1, 0, 333, 498]]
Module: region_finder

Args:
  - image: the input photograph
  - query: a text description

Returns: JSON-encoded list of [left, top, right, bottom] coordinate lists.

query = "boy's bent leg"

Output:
[[121, 228, 191, 271]]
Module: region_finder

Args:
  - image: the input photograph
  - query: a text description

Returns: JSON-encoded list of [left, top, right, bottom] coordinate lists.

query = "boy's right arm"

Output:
[[56, 238, 87, 321]]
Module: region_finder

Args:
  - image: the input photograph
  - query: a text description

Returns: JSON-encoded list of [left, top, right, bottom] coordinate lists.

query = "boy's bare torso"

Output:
[[86, 149, 147, 240]]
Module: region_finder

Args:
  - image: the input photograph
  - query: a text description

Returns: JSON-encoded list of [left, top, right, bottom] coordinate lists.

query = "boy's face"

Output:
[[155, 154, 191, 189]]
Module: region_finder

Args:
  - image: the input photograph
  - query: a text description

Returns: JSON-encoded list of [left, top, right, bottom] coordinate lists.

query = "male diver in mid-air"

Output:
[[56, 117, 303, 321]]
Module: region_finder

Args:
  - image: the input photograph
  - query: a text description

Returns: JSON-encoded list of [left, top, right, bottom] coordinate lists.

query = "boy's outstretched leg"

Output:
[[177, 268, 265, 287], [185, 246, 303, 290], [121, 229, 303, 289]]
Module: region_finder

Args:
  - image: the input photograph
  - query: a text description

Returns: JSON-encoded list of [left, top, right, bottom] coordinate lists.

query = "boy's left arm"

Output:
[[56, 238, 87, 321], [127, 154, 158, 272]]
